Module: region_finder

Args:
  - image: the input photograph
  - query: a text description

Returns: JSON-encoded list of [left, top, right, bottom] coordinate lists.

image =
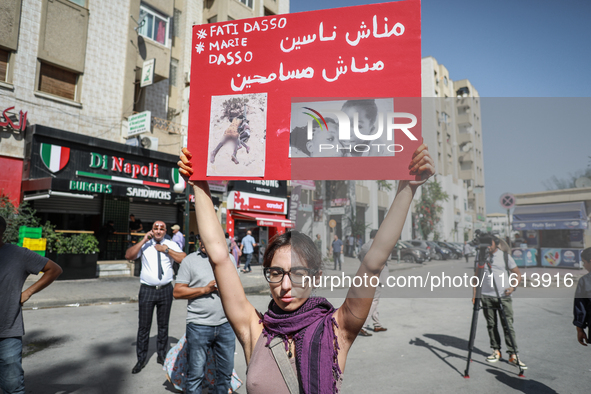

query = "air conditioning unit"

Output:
[[141, 136, 159, 150]]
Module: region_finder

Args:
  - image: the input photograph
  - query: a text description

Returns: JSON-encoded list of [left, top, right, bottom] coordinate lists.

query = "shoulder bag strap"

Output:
[[269, 336, 301, 394]]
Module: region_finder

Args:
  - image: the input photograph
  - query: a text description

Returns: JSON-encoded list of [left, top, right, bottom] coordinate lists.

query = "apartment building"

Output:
[[0, 0, 288, 247], [420, 56, 486, 240]]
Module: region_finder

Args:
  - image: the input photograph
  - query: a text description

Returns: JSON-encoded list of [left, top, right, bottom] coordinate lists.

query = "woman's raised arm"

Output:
[[178, 148, 260, 347], [335, 144, 435, 345]]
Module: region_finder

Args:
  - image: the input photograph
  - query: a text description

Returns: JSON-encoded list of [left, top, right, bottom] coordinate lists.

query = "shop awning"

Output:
[[232, 212, 294, 229], [513, 202, 588, 230]]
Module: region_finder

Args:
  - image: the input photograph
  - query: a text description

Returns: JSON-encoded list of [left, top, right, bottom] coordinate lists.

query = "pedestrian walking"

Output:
[[358, 229, 388, 337], [0, 216, 62, 393], [331, 235, 343, 270], [125, 221, 186, 374], [240, 231, 256, 273], [464, 241, 470, 263], [314, 234, 322, 252], [176, 141, 434, 393], [173, 243, 236, 393], [171, 224, 185, 251]]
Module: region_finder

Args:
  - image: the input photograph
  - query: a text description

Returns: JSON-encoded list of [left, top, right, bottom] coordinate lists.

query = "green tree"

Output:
[[415, 180, 449, 240]]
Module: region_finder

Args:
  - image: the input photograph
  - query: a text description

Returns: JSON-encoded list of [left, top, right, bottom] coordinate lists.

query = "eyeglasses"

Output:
[[263, 267, 317, 284]]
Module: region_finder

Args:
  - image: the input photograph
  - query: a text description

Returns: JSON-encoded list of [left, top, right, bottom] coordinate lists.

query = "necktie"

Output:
[[157, 243, 163, 280]]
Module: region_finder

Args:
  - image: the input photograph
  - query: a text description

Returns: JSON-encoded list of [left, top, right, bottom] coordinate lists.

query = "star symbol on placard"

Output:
[[196, 29, 207, 39], [195, 42, 205, 54]]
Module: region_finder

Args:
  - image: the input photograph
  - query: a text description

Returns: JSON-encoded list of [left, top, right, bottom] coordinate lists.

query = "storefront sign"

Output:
[[0, 106, 27, 132], [327, 207, 345, 215], [127, 111, 152, 137], [27, 126, 182, 202], [540, 248, 582, 268], [70, 180, 112, 194], [188, 0, 421, 180], [330, 198, 349, 207], [230, 180, 287, 197], [227, 190, 287, 214], [141, 59, 156, 88]]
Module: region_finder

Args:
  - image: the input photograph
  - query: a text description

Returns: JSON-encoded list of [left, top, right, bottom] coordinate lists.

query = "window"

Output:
[[138, 4, 170, 46], [238, 0, 254, 8], [0, 49, 9, 83], [208, 15, 218, 24], [443, 76, 448, 86], [170, 58, 178, 87], [173, 9, 181, 37], [67, 0, 86, 6], [38, 62, 78, 101]]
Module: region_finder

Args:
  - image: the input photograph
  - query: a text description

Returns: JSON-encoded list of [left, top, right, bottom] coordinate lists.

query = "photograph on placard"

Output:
[[207, 93, 267, 177], [289, 98, 395, 158]]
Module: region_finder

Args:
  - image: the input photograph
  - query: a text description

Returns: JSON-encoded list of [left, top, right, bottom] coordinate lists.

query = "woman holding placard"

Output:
[[177, 143, 434, 393]]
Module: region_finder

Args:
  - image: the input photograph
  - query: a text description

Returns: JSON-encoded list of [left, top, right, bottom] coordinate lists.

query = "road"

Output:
[[18, 259, 589, 394]]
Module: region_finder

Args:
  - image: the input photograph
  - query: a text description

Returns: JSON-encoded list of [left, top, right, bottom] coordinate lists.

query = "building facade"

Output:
[[420, 56, 486, 240], [0, 0, 289, 259]]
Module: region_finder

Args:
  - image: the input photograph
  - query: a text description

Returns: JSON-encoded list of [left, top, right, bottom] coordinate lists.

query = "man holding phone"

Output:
[[125, 221, 186, 374]]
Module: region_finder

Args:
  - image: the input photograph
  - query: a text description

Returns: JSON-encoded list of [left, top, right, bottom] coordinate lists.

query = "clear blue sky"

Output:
[[291, 0, 591, 213]]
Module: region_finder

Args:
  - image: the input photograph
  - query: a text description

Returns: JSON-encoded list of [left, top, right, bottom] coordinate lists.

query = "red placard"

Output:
[[189, 0, 421, 180]]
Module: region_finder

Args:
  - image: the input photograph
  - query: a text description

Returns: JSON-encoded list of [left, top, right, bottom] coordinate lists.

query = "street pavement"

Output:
[[17, 255, 590, 393]]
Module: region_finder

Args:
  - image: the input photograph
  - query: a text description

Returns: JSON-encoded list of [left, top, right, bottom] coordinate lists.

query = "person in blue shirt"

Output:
[[240, 231, 257, 273]]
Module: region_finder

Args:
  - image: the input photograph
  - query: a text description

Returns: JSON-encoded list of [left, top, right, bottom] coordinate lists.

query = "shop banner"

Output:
[[540, 248, 583, 268], [188, 0, 421, 180], [229, 180, 288, 197], [227, 190, 287, 215], [511, 248, 538, 268], [29, 129, 182, 202]]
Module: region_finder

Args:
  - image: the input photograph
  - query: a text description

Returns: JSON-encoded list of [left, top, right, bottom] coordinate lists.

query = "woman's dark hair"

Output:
[[263, 230, 322, 271]]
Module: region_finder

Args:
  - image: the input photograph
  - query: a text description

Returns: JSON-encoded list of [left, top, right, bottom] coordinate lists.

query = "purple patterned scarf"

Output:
[[262, 297, 341, 394]]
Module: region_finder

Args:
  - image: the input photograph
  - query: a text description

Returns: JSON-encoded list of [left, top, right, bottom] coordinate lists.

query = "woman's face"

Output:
[[268, 246, 319, 312]]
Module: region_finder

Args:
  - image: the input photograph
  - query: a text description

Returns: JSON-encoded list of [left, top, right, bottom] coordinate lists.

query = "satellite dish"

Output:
[[141, 136, 152, 148], [575, 177, 591, 188]]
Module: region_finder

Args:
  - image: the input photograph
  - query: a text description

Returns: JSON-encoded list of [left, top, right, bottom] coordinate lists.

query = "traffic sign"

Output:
[[499, 193, 516, 209], [329, 219, 337, 228]]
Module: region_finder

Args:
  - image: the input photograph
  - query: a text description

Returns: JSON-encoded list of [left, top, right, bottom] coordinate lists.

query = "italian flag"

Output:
[[172, 168, 186, 189], [40, 143, 70, 173]]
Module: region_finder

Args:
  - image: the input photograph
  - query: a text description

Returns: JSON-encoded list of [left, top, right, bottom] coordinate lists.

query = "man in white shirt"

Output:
[[473, 236, 526, 369], [125, 221, 186, 374]]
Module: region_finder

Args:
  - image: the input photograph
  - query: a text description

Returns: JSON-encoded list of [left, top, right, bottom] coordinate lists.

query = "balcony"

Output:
[[457, 132, 473, 145], [459, 151, 474, 163], [456, 112, 472, 126], [355, 184, 370, 206]]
